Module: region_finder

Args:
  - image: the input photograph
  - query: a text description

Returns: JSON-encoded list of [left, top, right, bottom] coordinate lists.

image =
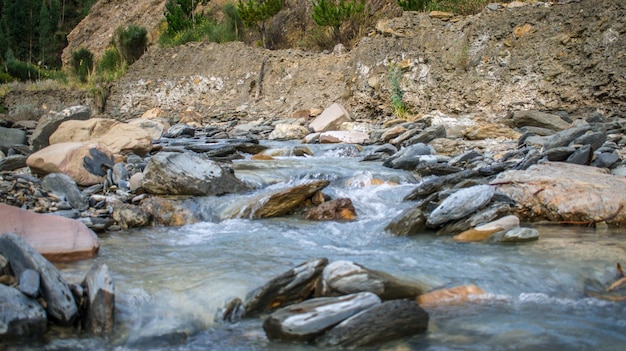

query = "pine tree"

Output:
[[311, 0, 364, 44], [237, 0, 282, 49]]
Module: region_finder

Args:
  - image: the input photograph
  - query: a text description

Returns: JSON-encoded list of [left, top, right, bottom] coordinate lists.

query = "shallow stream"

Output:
[[12, 143, 626, 350]]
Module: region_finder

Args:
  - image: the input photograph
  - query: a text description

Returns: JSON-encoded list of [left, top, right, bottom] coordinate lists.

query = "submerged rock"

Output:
[[416, 284, 485, 307], [453, 215, 520, 242]]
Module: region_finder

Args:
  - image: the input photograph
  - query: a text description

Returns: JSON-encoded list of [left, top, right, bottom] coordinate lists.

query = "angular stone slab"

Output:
[[308, 103, 351, 133], [316, 299, 429, 347], [244, 258, 328, 317], [0, 284, 47, 339], [317, 260, 426, 300], [263, 292, 381, 342], [30, 105, 91, 151], [18, 269, 40, 298], [427, 185, 495, 227], [385, 207, 427, 236], [492, 162, 626, 225], [41, 172, 89, 211], [82, 262, 115, 336], [0, 234, 78, 326]]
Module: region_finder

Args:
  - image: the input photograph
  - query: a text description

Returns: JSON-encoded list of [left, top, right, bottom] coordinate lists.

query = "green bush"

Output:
[[398, 0, 492, 15], [96, 46, 126, 82], [4, 60, 42, 82], [159, 3, 241, 47], [115, 24, 148, 65], [71, 47, 94, 83], [397, 0, 430, 11], [238, 0, 283, 49], [388, 64, 407, 119], [165, 0, 196, 33], [0, 71, 15, 83], [312, 0, 365, 45]]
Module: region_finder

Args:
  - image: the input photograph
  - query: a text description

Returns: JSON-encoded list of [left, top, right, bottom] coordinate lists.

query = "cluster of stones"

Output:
[[216, 258, 484, 348], [0, 233, 114, 340]]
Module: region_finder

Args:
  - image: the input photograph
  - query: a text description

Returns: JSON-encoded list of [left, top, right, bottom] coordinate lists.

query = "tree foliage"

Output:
[[311, 0, 365, 44], [164, 0, 197, 33], [397, 0, 429, 11], [237, 0, 282, 49], [114, 24, 148, 65], [71, 46, 93, 83]]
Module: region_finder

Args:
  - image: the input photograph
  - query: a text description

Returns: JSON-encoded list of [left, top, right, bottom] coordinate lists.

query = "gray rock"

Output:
[[82, 262, 115, 336], [142, 152, 248, 196], [215, 297, 244, 323], [489, 227, 539, 243], [0, 284, 47, 339], [572, 131, 606, 150], [0, 253, 10, 275], [316, 299, 429, 347], [593, 152, 620, 168], [41, 173, 89, 211], [0, 154, 28, 171], [317, 260, 426, 300], [0, 126, 27, 147], [543, 146, 576, 161], [385, 207, 427, 236], [0, 234, 78, 326], [405, 124, 446, 146], [384, 143, 434, 169], [513, 110, 571, 131], [165, 123, 195, 138], [29, 105, 90, 151], [18, 269, 40, 298], [244, 258, 328, 317], [263, 292, 381, 342], [543, 125, 592, 150], [437, 202, 512, 235], [427, 185, 495, 227], [112, 162, 130, 189], [403, 169, 480, 201], [449, 150, 482, 167], [515, 148, 542, 170], [566, 144, 592, 165], [112, 203, 151, 229]]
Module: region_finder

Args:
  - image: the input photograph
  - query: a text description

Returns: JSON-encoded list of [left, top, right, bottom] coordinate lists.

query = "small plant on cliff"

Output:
[[71, 47, 93, 83], [165, 0, 198, 33], [95, 46, 126, 82], [237, 0, 283, 49], [388, 64, 407, 119], [114, 24, 148, 65], [397, 0, 429, 11], [311, 0, 365, 45]]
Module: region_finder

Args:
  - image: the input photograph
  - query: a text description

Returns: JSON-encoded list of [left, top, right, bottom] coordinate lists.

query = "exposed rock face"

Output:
[[492, 162, 626, 225], [0, 203, 100, 261], [141, 152, 248, 196]]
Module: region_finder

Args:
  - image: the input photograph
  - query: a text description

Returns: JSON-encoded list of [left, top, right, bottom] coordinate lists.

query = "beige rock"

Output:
[[514, 23, 533, 39], [26, 142, 114, 186], [429, 11, 454, 20], [454, 215, 520, 242], [309, 103, 351, 133], [0, 203, 99, 262], [381, 125, 407, 142], [178, 109, 202, 127], [50, 118, 153, 156], [463, 123, 521, 140], [417, 284, 485, 307], [268, 124, 310, 140], [141, 107, 166, 120], [492, 162, 626, 225], [127, 118, 165, 140], [319, 131, 369, 144]]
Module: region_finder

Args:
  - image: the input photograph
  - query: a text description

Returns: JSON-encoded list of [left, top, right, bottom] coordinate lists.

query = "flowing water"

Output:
[[10, 142, 626, 350]]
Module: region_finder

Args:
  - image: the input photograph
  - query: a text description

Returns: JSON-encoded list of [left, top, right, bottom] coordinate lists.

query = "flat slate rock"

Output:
[[427, 185, 495, 226]]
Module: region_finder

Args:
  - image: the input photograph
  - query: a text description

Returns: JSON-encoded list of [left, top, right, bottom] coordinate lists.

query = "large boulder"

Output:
[[0, 234, 79, 326], [492, 162, 626, 225], [316, 299, 429, 347], [141, 152, 248, 196], [244, 258, 328, 317], [29, 105, 91, 151], [317, 260, 427, 300], [0, 283, 47, 339], [26, 142, 115, 186], [512, 110, 571, 131], [0, 203, 100, 261], [308, 103, 351, 133], [49, 118, 153, 156], [262, 292, 381, 342]]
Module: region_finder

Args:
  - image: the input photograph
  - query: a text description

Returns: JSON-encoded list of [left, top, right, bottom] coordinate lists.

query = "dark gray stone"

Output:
[[0, 254, 11, 275], [383, 143, 434, 169], [0, 154, 28, 171], [403, 169, 480, 201], [515, 149, 542, 170], [82, 262, 115, 336], [513, 110, 571, 131], [83, 147, 115, 177], [449, 150, 482, 166], [543, 125, 592, 150], [262, 292, 381, 343], [572, 131, 606, 150], [0, 233, 78, 326], [543, 146, 576, 161], [566, 144, 592, 165], [30, 105, 90, 151], [0, 284, 47, 339], [0, 126, 27, 147], [437, 202, 512, 235], [592, 152, 620, 168], [316, 299, 429, 347], [405, 124, 446, 146], [244, 258, 328, 317], [385, 207, 427, 236], [427, 185, 496, 227], [41, 173, 89, 211], [18, 269, 40, 298], [165, 123, 196, 138], [215, 297, 244, 323]]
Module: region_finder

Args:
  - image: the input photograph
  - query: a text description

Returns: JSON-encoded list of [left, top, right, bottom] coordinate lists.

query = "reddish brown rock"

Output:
[[0, 203, 99, 262], [304, 198, 357, 221], [417, 284, 485, 307]]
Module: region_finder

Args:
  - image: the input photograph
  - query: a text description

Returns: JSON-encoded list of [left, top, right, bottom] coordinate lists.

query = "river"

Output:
[[11, 142, 626, 350]]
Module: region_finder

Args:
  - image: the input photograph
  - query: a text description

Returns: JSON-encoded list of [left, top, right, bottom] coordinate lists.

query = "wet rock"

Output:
[[543, 125, 592, 150], [82, 262, 114, 336], [226, 180, 330, 219], [316, 299, 429, 347], [0, 283, 47, 339], [309, 103, 351, 133], [414, 162, 463, 176], [453, 215, 520, 242], [41, 173, 89, 211], [512, 110, 571, 131], [493, 162, 626, 225], [50, 118, 153, 156], [112, 203, 151, 229], [319, 130, 369, 144], [403, 169, 480, 201], [215, 297, 244, 323], [0, 126, 26, 147], [0, 154, 28, 171], [317, 260, 426, 300], [488, 227, 539, 243], [416, 284, 485, 307], [244, 258, 328, 317], [26, 142, 115, 186], [18, 269, 40, 298], [0, 203, 100, 261], [30, 105, 91, 151], [268, 123, 309, 140], [437, 202, 512, 235], [263, 292, 381, 343], [383, 143, 435, 169], [427, 185, 496, 227], [304, 198, 357, 221], [139, 197, 197, 226], [385, 207, 427, 236], [164, 123, 196, 138], [142, 152, 248, 196], [0, 233, 78, 325]]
